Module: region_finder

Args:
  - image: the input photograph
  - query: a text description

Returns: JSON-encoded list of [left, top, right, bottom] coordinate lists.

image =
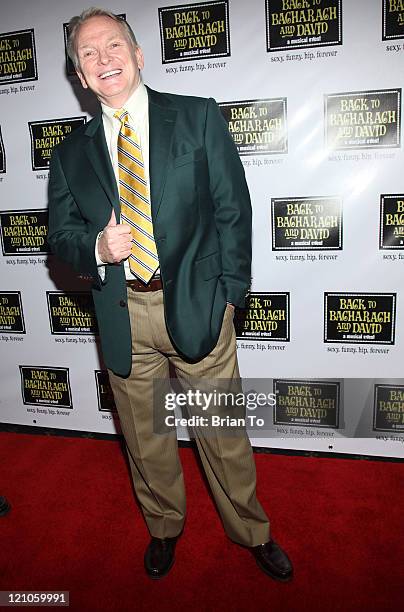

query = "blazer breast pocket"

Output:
[[172, 147, 208, 205], [172, 147, 206, 168]]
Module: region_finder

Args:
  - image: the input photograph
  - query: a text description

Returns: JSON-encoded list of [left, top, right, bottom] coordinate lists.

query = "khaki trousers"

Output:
[[108, 287, 270, 547]]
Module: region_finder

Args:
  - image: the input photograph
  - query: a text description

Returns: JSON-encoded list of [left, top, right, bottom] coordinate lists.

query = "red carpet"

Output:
[[0, 431, 403, 611]]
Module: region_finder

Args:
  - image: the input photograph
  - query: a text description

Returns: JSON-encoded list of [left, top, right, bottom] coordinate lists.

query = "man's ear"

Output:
[[76, 69, 88, 90], [135, 46, 145, 71]]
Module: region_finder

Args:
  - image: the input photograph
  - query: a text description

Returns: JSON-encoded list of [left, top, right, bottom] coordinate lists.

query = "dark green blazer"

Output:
[[48, 87, 252, 376]]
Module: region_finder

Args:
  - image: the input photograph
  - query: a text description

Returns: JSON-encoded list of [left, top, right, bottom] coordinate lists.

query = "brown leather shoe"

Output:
[[251, 539, 293, 582], [144, 537, 177, 579]]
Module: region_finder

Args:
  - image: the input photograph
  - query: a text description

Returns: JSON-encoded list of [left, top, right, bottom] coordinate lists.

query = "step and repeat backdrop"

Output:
[[0, 0, 403, 457]]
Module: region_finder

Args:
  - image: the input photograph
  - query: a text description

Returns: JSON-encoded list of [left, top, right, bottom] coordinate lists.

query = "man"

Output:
[[48, 8, 292, 581]]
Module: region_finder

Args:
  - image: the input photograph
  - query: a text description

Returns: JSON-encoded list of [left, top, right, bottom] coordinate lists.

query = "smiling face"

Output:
[[75, 15, 144, 108]]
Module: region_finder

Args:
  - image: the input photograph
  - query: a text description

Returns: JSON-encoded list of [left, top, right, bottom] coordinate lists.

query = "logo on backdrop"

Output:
[[29, 117, 86, 170], [235, 293, 290, 341], [380, 194, 404, 249], [47, 292, 98, 335], [219, 98, 288, 155], [325, 89, 401, 150], [265, 0, 342, 52], [63, 14, 126, 75], [324, 293, 396, 344], [0, 126, 5, 173], [373, 384, 404, 432], [382, 0, 404, 40], [0, 292, 25, 333], [273, 379, 340, 428], [95, 370, 117, 413], [20, 366, 73, 408], [0, 210, 48, 255], [0, 29, 38, 85], [272, 196, 342, 250], [159, 0, 230, 63]]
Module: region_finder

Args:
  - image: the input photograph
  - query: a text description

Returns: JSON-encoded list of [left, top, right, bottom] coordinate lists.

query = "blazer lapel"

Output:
[[147, 87, 177, 222], [82, 91, 177, 224], [84, 113, 121, 220]]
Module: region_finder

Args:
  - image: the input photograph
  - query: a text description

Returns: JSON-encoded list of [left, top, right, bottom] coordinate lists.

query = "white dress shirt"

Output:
[[96, 80, 159, 280]]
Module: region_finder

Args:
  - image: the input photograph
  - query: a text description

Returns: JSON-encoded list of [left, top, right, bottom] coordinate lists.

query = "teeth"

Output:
[[100, 70, 121, 79]]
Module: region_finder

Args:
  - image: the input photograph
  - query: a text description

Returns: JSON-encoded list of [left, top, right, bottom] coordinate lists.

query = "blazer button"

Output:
[[119, 299, 127, 307]]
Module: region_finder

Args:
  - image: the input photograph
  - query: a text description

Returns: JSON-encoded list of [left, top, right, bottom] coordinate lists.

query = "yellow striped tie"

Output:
[[114, 109, 159, 283]]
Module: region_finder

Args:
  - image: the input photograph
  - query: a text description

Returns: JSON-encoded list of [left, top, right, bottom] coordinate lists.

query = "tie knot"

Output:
[[114, 108, 128, 124]]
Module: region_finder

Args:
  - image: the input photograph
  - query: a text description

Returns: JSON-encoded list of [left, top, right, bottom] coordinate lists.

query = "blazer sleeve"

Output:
[[47, 147, 101, 286], [204, 97, 252, 308]]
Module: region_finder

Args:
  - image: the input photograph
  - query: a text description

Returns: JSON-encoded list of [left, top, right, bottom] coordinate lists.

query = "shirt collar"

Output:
[[101, 80, 148, 128]]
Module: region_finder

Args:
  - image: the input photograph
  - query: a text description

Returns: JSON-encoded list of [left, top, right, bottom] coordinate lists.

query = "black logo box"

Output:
[[324, 293, 396, 345], [271, 196, 343, 251], [265, 0, 342, 52], [373, 384, 404, 432], [380, 194, 404, 250], [273, 379, 340, 428], [47, 291, 99, 336], [19, 366, 73, 409], [95, 370, 117, 412], [159, 0, 230, 64], [0, 209, 49, 256], [63, 14, 126, 76], [29, 117, 86, 171], [0, 125, 5, 173], [0, 29, 38, 85], [219, 98, 288, 156], [324, 89, 401, 150], [0, 291, 25, 333], [235, 292, 290, 341], [382, 0, 404, 40]]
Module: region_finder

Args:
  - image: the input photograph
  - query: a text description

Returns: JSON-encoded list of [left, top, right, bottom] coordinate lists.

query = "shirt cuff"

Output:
[[95, 232, 106, 266], [95, 232, 106, 281]]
